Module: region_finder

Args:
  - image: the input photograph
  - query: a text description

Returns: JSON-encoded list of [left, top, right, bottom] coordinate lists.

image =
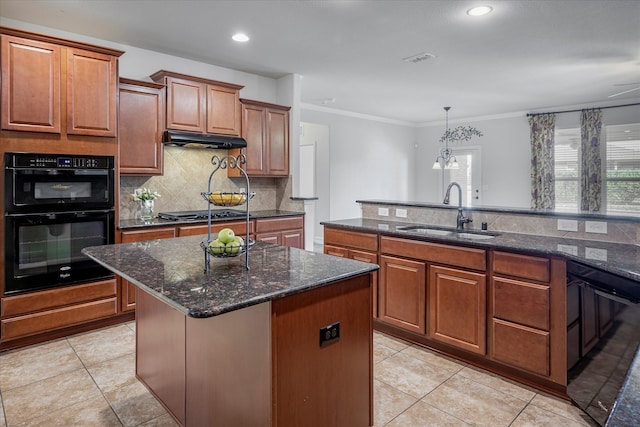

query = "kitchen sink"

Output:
[[397, 225, 498, 239], [456, 232, 497, 240], [396, 226, 454, 236]]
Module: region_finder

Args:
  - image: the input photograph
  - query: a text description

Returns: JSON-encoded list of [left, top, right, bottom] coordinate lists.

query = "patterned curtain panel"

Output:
[[529, 114, 556, 209], [580, 109, 603, 211]]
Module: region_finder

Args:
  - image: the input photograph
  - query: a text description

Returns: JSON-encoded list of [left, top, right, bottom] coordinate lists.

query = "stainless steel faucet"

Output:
[[443, 182, 472, 230]]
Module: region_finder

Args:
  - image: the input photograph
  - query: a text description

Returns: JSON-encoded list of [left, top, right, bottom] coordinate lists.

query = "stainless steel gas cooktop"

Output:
[[157, 210, 246, 221]]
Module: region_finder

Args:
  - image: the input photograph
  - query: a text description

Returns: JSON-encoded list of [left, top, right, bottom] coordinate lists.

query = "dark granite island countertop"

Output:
[[83, 236, 378, 426], [82, 235, 378, 318]]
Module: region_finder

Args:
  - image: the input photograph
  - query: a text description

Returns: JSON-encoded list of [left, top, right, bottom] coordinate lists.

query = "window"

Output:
[[605, 124, 640, 214], [554, 129, 580, 212], [554, 123, 640, 214]]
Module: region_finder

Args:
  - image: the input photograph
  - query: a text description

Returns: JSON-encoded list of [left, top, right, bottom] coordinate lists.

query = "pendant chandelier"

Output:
[[432, 106, 483, 170]]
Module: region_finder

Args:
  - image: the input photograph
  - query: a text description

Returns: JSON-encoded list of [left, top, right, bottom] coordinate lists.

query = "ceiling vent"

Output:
[[403, 52, 436, 64]]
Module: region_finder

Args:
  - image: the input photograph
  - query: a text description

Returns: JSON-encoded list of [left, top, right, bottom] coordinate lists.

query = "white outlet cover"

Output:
[[585, 221, 607, 234], [378, 207, 389, 217], [396, 208, 407, 218], [585, 247, 607, 261], [557, 244, 578, 256], [557, 219, 578, 232]]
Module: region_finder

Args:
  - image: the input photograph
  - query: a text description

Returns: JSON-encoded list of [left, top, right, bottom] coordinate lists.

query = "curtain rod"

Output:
[[526, 102, 640, 117]]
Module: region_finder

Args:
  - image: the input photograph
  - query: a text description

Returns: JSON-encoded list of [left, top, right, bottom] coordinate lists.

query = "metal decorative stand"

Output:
[[200, 154, 253, 271]]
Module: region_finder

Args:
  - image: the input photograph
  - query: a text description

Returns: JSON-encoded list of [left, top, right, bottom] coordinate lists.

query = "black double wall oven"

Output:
[[4, 153, 115, 295]]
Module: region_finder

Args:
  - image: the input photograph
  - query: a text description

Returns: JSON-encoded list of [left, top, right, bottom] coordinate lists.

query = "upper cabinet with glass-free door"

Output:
[[1, 28, 121, 137], [229, 98, 290, 177], [150, 70, 243, 137]]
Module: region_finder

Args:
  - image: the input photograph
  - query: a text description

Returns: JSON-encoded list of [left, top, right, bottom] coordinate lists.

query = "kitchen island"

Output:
[[83, 235, 378, 427]]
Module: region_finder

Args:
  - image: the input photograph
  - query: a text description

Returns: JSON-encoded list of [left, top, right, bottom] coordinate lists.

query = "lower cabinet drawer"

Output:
[[492, 277, 550, 331], [255, 216, 303, 233], [493, 251, 550, 283], [1, 297, 118, 340], [177, 220, 254, 237], [324, 228, 378, 252], [491, 318, 550, 377], [1, 279, 117, 317]]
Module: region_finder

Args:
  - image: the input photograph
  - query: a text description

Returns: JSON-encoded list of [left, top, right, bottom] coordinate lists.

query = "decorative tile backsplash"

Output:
[[120, 147, 300, 220]]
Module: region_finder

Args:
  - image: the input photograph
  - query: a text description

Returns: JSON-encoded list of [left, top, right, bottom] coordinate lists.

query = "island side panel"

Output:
[[185, 302, 271, 427], [271, 273, 373, 427], [136, 289, 186, 425]]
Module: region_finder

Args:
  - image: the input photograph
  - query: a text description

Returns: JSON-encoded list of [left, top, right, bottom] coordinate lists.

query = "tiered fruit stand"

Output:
[[200, 154, 254, 270]]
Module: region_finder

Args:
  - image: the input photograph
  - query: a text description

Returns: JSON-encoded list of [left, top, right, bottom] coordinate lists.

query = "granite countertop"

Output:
[[119, 209, 304, 230], [606, 349, 640, 427], [358, 199, 640, 222], [321, 218, 640, 283], [82, 235, 377, 318]]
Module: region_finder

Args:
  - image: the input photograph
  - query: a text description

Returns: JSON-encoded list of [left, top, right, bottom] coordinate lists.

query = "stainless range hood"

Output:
[[163, 130, 247, 149]]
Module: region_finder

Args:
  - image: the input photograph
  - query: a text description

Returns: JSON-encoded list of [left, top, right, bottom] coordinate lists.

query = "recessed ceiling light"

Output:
[[232, 33, 250, 42], [467, 6, 493, 16]]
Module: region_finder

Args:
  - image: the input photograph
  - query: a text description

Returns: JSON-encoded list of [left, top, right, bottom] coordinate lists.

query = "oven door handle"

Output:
[[5, 209, 114, 218]]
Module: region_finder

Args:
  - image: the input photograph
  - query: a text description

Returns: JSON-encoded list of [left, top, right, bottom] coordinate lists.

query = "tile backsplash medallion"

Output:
[[119, 147, 299, 221]]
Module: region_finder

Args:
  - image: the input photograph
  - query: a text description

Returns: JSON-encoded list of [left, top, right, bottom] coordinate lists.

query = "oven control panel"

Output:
[[7, 153, 113, 169]]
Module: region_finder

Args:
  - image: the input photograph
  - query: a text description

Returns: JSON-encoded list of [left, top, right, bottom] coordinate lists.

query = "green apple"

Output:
[[225, 236, 244, 255], [217, 228, 235, 244], [208, 239, 225, 255]]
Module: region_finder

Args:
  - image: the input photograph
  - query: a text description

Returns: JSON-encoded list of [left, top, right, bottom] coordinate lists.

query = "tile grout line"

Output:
[[0, 389, 6, 427], [66, 336, 126, 427]]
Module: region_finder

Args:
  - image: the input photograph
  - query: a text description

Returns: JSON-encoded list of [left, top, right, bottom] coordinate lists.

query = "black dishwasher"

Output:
[[566, 261, 640, 426]]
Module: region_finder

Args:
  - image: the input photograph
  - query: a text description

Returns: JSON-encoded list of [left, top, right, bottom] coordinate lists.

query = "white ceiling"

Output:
[[1, 0, 639, 124]]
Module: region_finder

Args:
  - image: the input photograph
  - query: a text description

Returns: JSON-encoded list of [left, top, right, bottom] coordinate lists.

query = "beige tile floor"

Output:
[[0, 323, 597, 426]]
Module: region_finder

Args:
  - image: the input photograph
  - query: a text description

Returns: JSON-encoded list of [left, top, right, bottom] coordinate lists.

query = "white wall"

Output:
[[301, 109, 417, 227], [300, 122, 330, 245], [414, 103, 640, 209], [415, 115, 532, 208]]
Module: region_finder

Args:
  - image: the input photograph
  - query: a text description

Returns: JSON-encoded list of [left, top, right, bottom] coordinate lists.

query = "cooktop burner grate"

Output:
[[157, 210, 246, 221]]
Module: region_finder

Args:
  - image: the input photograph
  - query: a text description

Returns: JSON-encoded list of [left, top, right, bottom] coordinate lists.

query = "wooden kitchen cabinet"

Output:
[[119, 78, 165, 175], [159, 74, 205, 133], [490, 251, 566, 384], [324, 227, 379, 317], [206, 83, 241, 135], [229, 99, 290, 177], [324, 226, 571, 393], [1, 35, 61, 133], [428, 265, 486, 355], [150, 70, 242, 136], [177, 220, 254, 238], [0, 279, 118, 345], [1, 30, 120, 137], [117, 227, 176, 311], [378, 235, 486, 346], [380, 255, 426, 334], [65, 47, 118, 137], [255, 216, 304, 249]]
